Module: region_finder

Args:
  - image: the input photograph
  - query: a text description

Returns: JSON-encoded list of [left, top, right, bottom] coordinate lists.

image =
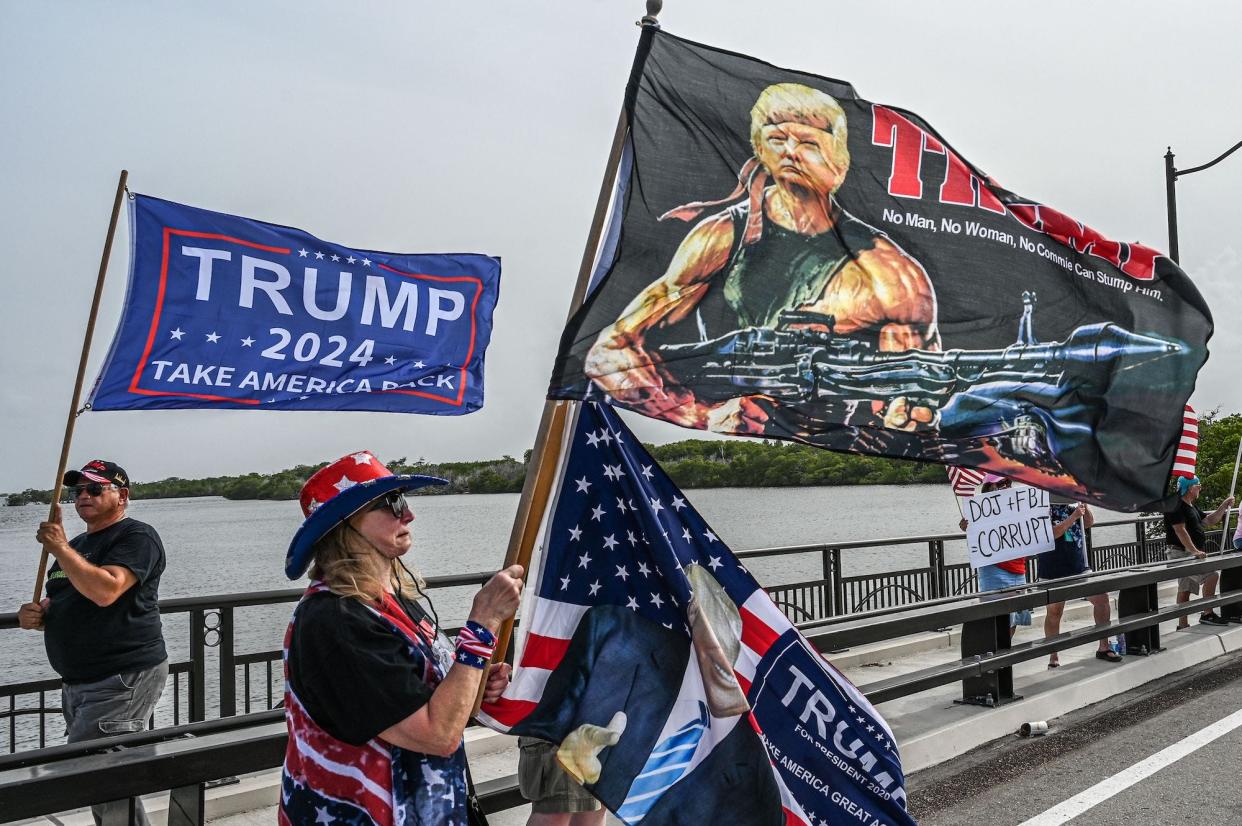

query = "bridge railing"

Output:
[[0, 515, 1230, 755], [5, 539, 1242, 823]]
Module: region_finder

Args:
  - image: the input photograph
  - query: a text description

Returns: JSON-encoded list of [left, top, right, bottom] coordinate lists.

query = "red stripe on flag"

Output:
[[736, 672, 752, 697], [783, 807, 810, 826], [519, 633, 571, 671], [479, 696, 539, 728], [741, 606, 780, 657]]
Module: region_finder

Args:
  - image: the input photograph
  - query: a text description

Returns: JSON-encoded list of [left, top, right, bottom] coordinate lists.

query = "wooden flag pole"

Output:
[[1218, 434, 1242, 552], [473, 4, 663, 714], [32, 169, 129, 603]]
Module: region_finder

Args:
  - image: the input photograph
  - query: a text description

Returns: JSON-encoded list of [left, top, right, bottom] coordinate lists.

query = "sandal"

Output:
[[1095, 649, 1123, 663], [1047, 658, 1060, 669]]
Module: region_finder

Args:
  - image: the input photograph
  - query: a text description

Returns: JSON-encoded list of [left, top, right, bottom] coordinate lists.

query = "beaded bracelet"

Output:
[[455, 621, 497, 670]]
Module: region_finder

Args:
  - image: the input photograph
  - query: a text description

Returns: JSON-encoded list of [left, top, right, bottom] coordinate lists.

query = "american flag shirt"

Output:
[[280, 582, 467, 825]]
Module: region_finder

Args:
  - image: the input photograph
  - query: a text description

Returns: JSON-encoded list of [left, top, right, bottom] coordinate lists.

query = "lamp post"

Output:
[[1164, 140, 1242, 264]]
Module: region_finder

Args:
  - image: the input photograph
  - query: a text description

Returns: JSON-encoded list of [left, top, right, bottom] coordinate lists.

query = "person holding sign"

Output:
[[1036, 498, 1120, 666], [959, 475, 1033, 635]]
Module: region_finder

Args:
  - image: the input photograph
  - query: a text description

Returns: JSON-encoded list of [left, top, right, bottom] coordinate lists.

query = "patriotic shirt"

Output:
[[280, 582, 467, 825]]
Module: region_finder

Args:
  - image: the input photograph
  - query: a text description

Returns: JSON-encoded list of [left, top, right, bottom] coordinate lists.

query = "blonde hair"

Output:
[[750, 82, 849, 158], [309, 520, 425, 603]]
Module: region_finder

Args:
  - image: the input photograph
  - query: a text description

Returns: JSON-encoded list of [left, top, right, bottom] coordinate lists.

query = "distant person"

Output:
[[1233, 516, 1242, 552], [518, 737, 606, 826], [1036, 498, 1120, 667], [16, 459, 168, 826], [1163, 475, 1235, 629], [279, 451, 522, 825], [959, 474, 1032, 637]]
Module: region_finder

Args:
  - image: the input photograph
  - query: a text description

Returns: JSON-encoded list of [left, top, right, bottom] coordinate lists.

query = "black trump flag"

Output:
[[549, 30, 1211, 513]]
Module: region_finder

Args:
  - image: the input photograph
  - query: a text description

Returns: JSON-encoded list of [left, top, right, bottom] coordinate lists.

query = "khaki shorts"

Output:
[[1166, 545, 1216, 593], [517, 737, 601, 813]]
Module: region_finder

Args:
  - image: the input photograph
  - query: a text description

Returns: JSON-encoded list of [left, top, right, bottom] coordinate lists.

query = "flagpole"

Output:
[[1219, 434, 1242, 551], [32, 169, 129, 603], [474, 4, 662, 714]]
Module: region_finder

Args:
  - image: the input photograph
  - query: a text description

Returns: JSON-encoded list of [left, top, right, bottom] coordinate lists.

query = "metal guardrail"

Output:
[[4, 545, 1242, 822], [4, 516, 1232, 754]]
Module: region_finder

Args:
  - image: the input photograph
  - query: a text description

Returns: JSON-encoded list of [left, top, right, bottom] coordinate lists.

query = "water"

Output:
[[0, 486, 1137, 686]]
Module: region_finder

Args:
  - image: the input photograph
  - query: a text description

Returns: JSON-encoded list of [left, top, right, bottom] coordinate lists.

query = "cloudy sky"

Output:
[[1, 1, 1239, 493]]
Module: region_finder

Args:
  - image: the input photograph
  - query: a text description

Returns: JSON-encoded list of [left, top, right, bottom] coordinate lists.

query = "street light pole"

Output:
[[1164, 139, 1242, 266], [1164, 148, 1180, 264]]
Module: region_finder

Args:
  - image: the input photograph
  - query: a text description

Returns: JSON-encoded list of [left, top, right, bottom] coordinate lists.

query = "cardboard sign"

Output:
[[965, 483, 1054, 569]]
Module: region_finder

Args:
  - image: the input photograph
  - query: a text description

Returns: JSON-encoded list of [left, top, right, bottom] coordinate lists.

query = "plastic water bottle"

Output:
[[1110, 633, 1126, 656]]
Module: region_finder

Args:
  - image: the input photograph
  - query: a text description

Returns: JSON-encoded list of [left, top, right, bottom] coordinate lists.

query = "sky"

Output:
[[1, 1, 1239, 493]]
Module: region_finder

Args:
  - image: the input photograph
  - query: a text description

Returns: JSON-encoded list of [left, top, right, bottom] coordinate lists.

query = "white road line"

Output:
[[1018, 706, 1242, 826]]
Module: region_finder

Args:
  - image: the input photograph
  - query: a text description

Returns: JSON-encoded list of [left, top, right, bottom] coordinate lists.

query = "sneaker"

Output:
[[1199, 612, 1229, 626]]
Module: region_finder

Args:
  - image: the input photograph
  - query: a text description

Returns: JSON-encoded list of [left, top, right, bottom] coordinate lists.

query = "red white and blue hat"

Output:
[[285, 451, 446, 580]]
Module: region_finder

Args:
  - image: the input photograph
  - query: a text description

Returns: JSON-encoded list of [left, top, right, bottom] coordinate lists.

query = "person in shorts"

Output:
[[1036, 497, 1120, 667], [518, 738, 605, 825], [1163, 475, 1236, 628], [16, 459, 168, 826]]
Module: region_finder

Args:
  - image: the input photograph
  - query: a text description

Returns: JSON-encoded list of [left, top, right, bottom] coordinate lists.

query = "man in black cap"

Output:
[[17, 459, 168, 825]]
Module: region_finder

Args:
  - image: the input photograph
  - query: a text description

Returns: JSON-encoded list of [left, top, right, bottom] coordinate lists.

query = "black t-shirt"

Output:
[[44, 517, 167, 683], [286, 591, 449, 746], [1164, 498, 1207, 551]]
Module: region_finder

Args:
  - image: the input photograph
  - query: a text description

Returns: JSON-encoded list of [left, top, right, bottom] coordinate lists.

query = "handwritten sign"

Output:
[[965, 483, 1054, 569]]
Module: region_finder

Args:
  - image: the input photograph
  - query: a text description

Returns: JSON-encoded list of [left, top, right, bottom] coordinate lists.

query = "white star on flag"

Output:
[[361, 257, 372, 267], [626, 596, 639, 611], [347, 255, 357, 264], [588, 580, 602, 596], [707, 556, 722, 571], [298, 249, 309, 257], [640, 465, 654, 480], [314, 251, 325, 260], [590, 504, 605, 521], [602, 534, 619, 551], [384, 355, 396, 365], [578, 552, 592, 569], [575, 477, 592, 493], [560, 575, 571, 591], [568, 526, 582, 541], [671, 496, 686, 511], [170, 328, 185, 340], [241, 336, 255, 347], [333, 476, 357, 493], [205, 331, 221, 343], [413, 360, 426, 369], [585, 431, 602, 448], [602, 465, 618, 481], [350, 452, 373, 465], [704, 529, 718, 543], [649, 498, 664, 513], [615, 565, 629, 581], [330, 254, 340, 262]]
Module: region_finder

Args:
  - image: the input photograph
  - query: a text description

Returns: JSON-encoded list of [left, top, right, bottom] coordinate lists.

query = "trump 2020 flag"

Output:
[[88, 195, 500, 413], [549, 29, 1211, 513], [479, 402, 914, 826]]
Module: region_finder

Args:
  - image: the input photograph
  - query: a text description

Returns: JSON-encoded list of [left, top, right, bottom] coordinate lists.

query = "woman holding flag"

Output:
[[278, 450, 522, 825]]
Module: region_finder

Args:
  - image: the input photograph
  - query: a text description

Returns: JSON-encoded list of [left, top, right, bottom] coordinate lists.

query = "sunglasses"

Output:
[[70, 482, 113, 498], [368, 491, 412, 519]]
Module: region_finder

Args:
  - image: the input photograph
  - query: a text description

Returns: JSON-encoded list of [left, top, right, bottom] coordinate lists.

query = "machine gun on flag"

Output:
[[658, 293, 1184, 411]]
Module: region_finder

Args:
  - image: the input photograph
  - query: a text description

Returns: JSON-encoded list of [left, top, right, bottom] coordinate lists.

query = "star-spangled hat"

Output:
[[285, 450, 446, 579]]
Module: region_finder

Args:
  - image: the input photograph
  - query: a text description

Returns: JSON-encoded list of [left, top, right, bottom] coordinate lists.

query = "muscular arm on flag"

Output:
[[585, 213, 735, 427]]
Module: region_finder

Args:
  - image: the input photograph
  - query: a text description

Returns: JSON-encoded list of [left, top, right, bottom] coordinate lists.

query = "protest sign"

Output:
[[965, 483, 1053, 569]]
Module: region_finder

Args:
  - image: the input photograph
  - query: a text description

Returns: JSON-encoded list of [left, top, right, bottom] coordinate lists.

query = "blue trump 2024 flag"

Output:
[[88, 195, 500, 413], [479, 402, 914, 826]]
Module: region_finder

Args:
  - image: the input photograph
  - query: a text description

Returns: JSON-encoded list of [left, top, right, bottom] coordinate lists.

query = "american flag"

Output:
[[946, 465, 987, 498], [478, 402, 914, 826], [1171, 404, 1198, 479]]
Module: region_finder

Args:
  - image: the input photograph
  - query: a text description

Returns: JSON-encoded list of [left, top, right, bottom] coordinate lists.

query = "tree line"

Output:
[[5, 412, 1239, 506]]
